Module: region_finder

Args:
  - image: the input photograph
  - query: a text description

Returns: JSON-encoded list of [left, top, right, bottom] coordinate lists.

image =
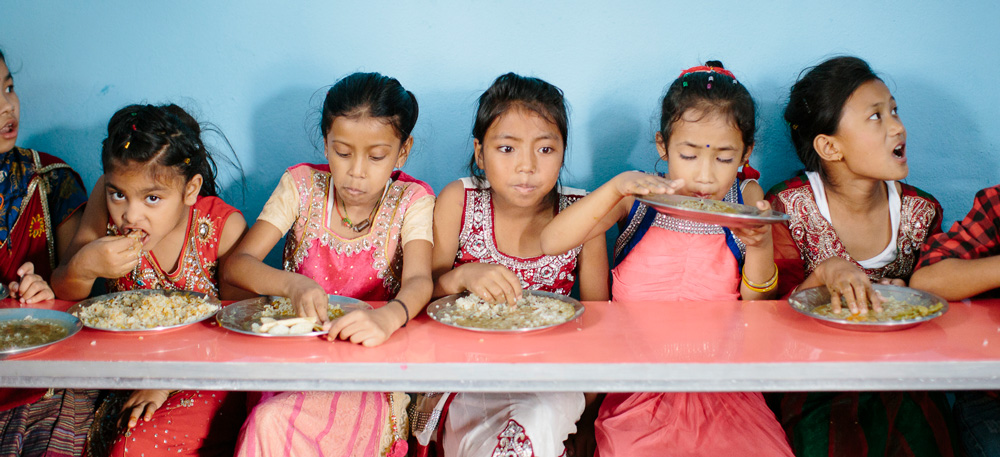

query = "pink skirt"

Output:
[[595, 392, 793, 457]]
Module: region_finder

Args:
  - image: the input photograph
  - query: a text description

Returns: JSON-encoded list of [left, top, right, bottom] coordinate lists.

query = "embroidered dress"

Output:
[[764, 173, 959, 457], [0, 147, 96, 457], [767, 172, 942, 298], [595, 178, 793, 457], [427, 178, 585, 457], [101, 196, 247, 457], [236, 164, 433, 457]]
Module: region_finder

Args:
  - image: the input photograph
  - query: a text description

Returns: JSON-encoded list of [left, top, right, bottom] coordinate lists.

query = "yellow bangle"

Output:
[[742, 263, 778, 293]]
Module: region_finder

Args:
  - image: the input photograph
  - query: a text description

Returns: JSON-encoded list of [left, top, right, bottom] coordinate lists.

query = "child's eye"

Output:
[[370, 155, 386, 161], [717, 157, 735, 164], [539, 146, 555, 154], [891, 107, 898, 116], [868, 112, 881, 120], [3, 84, 12, 94], [679, 154, 696, 160], [145, 195, 160, 204], [109, 191, 125, 201], [498, 146, 514, 153]]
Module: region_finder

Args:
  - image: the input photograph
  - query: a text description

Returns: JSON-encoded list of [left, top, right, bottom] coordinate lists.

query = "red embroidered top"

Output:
[[106, 196, 240, 298], [453, 178, 584, 296], [766, 174, 942, 297]]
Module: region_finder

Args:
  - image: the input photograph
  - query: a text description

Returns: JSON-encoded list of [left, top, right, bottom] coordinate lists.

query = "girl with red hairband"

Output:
[[541, 60, 792, 456]]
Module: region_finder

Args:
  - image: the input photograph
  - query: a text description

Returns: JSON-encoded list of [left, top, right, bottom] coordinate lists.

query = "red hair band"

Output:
[[678, 65, 737, 80]]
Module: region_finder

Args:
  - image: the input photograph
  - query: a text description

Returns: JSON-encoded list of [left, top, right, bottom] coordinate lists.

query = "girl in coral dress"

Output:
[[224, 72, 432, 457], [541, 61, 793, 457], [53, 104, 250, 457]]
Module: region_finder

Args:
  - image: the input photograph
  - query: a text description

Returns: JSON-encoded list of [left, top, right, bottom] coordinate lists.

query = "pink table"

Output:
[[2, 298, 999, 392]]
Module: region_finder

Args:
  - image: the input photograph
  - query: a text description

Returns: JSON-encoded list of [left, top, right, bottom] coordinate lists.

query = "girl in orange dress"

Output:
[[541, 61, 793, 457], [52, 104, 250, 457]]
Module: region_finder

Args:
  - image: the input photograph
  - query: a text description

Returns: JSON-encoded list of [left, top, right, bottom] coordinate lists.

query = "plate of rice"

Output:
[[788, 284, 948, 332], [636, 194, 789, 229], [0, 308, 82, 359], [427, 290, 584, 333], [216, 295, 371, 337], [68, 290, 220, 332]]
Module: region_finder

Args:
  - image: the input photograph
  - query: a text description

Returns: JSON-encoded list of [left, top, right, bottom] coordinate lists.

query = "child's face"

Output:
[[826, 79, 907, 181], [658, 110, 747, 201], [0, 59, 20, 153], [105, 163, 201, 253], [474, 106, 564, 208], [324, 115, 410, 209]]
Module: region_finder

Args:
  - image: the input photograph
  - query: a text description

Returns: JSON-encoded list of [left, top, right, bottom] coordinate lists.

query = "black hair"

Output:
[[468, 72, 569, 203], [101, 104, 221, 197], [660, 60, 756, 157], [785, 56, 881, 176], [321, 72, 418, 143], [0, 48, 5, 64]]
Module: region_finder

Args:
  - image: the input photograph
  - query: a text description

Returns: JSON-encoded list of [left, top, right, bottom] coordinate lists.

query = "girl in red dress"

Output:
[[52, 104, 251, 457]]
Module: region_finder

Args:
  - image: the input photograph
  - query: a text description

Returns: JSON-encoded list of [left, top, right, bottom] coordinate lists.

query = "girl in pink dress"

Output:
[[52, 104, 251, 457], [541, 61, 793, 457], [424, 73, 609, 457], [223, 72, 432, 457]]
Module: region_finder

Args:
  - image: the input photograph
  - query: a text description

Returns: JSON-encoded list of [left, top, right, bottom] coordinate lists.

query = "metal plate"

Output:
[[636, 194, 790, 229], [427, 290, 584, 333], [788, 284, 949, 332], [217, 295, 372, 337], [68, 290, 220, 333], [0, 308, 83, 359]]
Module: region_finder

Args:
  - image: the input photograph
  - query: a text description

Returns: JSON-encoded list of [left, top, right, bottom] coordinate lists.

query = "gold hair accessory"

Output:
[[124, 141, 130, 149], [184, 158, 191, 164], [742, 263, 778, 293]]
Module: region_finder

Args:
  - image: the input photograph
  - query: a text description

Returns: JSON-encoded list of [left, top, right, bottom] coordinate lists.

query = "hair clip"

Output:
[[131, 124, 137, 131], [791, 124, 799, 130], [184, 158, 191, 164], [707, 75, 713, 90], [124, 141, 130, 149], [682, 81, 688, 87]]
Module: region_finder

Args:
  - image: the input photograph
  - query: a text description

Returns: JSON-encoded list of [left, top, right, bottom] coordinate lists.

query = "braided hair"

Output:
[[101, 104, 219, 197]]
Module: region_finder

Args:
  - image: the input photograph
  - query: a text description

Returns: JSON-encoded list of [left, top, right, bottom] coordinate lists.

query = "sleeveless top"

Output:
[[453, 177, 583, 295], [107, 196, 239, 298], [611, 179, 749, 302], [282, 165, 434, 300], [1, 147, 87, 284], [766, 173, 942, 296]]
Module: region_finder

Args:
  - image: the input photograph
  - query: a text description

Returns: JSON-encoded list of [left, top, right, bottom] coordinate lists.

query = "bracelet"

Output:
[[742, 263, 779, 293], [388, 299, 410, 327]]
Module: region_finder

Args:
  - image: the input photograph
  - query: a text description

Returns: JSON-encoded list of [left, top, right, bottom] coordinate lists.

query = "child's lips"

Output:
[[0, 119, 16, 139]]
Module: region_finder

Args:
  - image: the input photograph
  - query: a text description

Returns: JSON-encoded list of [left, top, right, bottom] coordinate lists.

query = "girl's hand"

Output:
[[877, 277, 906, 287], [730, 202, 774, 249], [74, 235, 143, 280], [817, 257, 884, 315], [8, 262, 54, 304], [614, 171, 683, 197], [456, 263, 523, 306], [119, 389, 170, 429], [288, 276, 332, 323], [325, 304, 403, 347]]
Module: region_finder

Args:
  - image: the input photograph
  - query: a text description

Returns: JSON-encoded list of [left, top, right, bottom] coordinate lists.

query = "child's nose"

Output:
[[348, 156, 366, 177], [514, 150, 536, 173], [0, 93, 13, 114]]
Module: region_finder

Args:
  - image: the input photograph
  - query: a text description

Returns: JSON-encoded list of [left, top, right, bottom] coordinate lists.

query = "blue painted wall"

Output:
[[3, 1, 999, 231]]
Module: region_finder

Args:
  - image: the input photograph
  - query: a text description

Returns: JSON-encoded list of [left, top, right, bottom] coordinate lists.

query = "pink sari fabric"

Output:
[[237, 392, 403, 457], [600, 222, 792, 456]]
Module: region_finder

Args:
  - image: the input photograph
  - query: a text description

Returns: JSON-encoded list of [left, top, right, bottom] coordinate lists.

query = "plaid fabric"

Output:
[[918, 185, 1000, 268], [0, 389, 99, 457]]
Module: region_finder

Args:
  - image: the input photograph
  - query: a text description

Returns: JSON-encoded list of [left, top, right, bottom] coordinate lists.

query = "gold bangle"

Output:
[[742, 263, 778, 293]]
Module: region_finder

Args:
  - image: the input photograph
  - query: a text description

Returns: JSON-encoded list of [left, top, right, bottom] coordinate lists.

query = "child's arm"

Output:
[[432, 180, 523, 305], [731, 182, 778, 300], [221, 220, 330, 322], [576, 232, 610, 301], [51, 176, 142, 300], [326, 239, 433, 347], [540, 171, 680, 256], [213, 211, 256, 301], [910, 257, 1000, 300], [910, 187, 1000, 300]]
